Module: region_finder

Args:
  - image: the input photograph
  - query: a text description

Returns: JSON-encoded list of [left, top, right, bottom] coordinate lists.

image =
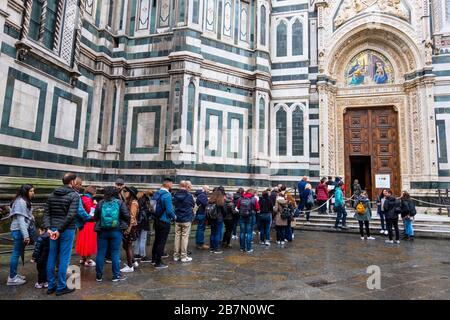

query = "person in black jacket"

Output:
[[43, 172, 81, 296], [195, 185, 209, 250], [400, 191, 416, 241], [231, 188, 244, 240], [383, 190, 401, 244], [258, 190, 272, 246], [134, 190, 153, 262], [31, 226, 50, 289], [173, 181, 195, 262], [222, 192, 236, 248], [94, 186, 130, 282]]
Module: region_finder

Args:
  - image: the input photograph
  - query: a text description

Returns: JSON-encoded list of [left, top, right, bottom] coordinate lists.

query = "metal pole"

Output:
[[438, 189, 442, 215]]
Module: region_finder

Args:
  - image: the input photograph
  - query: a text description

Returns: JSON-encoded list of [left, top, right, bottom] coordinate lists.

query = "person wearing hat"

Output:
[[115, 178, 126, 202], [121, 186, 139, 273]]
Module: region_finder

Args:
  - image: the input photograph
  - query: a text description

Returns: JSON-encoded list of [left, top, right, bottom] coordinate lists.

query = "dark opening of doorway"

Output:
[[350, 156, 372, 197]]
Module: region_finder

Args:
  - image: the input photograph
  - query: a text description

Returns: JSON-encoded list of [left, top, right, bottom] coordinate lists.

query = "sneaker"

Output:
[[105, 259, 112, 264], [55, 287, 75, 296], [385, 240, 394, 244], [79, 259, 86, 264], [213, 250, 223, 254], [120, 265, 134, 273], [246, 249, 254, 253], [34, 282, 44, 289], [16, 274, 26, 280], [173, 256, 180, 262], [240, 249, 245, 252], [260, 241, 265, 245], [253, 231, 256, 235], [96, 277, 103, 282], [134, 254, 142, 260], [277, 241, 281, 245], [181, 256, 193, 262], [280, 241, 286, 245], [140, 256, 152, 263], [379, 229, 385, 234], [265, 241, 271, 246], [162, 253, 169, 258], [367, 237, 376, 240], [155, 263, 168, 269], [150, 260, 156, 266], [292, 234, 295, 239], [7, 276, 26, 286], [196, 244, 210, 250], [384, 230, 389, 235], [85, 259, 96, 267], [133, 261, 139, 268], [395, 240, 400, 244], [112, 275, 127, 282], [361, 237, 365, 240]]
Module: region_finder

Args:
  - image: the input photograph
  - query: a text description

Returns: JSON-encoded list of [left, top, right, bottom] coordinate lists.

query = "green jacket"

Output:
[[334, 187, 344, 208]]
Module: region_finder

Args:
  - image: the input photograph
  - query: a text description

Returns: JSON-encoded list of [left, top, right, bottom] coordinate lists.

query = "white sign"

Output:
[[375, 174, 390, 189]]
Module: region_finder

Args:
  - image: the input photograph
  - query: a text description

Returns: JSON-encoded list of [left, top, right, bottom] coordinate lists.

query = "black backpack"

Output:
[[239, 197, 252, 218], [205, 203, 219, 220], [281, 206, 292, 220]]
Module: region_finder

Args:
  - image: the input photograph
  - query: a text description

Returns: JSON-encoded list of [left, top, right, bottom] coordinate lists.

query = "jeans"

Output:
[[386, 218, 400, 241], [258, 213, 272, 242], [47, 228, 76, 292], [222, 219, 233, 245], [37, 261, 47, 284], [174, 222, 192, 259], [305, 204, 312, 221], [232, 216, 239, 236], [358, 220, 371, 237], [195, 214, 206, 246], [133, 230, 148, 257], [378, 207, 386, 230], [96, 230, 122, 280], [152, 220, 171, 264], [9, 230, 24, 278], [276, 226, 287, 242], [209, 220, 223, 251], [239, 217, 253, 251], [403, 218, 414, 237], [250, 214, 256, 242], [285, 219, 293, 241], [334, 206, 347, 228]]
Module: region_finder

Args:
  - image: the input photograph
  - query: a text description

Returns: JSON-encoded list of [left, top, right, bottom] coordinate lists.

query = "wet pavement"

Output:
[[1, 229, 450, 300]]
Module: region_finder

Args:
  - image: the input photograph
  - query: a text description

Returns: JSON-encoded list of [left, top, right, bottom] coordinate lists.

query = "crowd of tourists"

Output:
[[3, 172, 416, 295]]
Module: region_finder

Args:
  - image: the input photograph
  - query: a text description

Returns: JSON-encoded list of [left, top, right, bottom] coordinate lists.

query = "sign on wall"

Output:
[[375, 174, 390, 189]]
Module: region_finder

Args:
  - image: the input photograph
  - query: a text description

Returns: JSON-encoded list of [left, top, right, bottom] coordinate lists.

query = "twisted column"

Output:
[[52, 0, 64, 53]]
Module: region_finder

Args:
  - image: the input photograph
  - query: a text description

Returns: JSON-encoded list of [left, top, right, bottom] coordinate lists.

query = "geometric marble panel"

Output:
[[8, 80, 40, 132], [136, 112, 155, 147], [208, 114, 219, 151], [229, 117, 240, 153], [54, 97, 78, 141]]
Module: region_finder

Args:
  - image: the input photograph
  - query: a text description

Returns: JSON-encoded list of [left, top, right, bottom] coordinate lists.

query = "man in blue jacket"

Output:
[[297, 176, 308, 212], [173, 181, 195, 262], [195, 185, 209, 250], [151, 178, 176, 269]]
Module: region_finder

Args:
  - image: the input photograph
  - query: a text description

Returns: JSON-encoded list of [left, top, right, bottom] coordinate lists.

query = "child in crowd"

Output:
[[31, 226, 50, 289]]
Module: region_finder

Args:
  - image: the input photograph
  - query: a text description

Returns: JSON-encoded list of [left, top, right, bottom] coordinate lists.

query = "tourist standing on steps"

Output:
[[333, 181, 348, 230], [232, 188, 244, 239], [354, 191, 375, 240], [44, 173, 80, 296], [326, 176, 337, 214], [152, 178, 176, 269], [274, 197, 290, 245], [400, 191, 416, 241], [76, 185, 97, 267], [222, 192, 235, 248], [195, 185, 209, 250], [376, 189, 389, 236], [6, 184, 35, 286], [316, 177, 329, 215], [301, 184, 314, 223], [383, 189, 401, 244], [173, 181, 195, 262], [297, 176, 308, 213], [258, 190, 272, 246], [121, 186, 140, 273], [208, 187, 226, 254], [94, 186, 130, 282]]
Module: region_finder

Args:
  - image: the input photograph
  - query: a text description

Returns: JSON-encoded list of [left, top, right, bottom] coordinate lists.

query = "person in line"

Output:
[[115, 178, 126, 202], [94, 186, 130, 282], [173, 181, 195, 262], [301, 184, 314, 223], [121, 186, 140, 272], [354, 191, 375, 240], [31, 225, 50, 288], [376, 189, 389, 235], [208, 187, 226, 254], [44, 173, 80, 296], [258, 190, 272, 246], [7, 184, 35, 286], [195, 185, 209, 250], [274, 196, 290, 245], [297, 176, 309, 213], [352, 179, 362, 206], [232, 188, 244, 240], [76, 185, 97, 267], [236, 189, 260, 253], [134, 190, 153, 262], [316, 178, 329, 215], [383, 189, 401, 244], [284, 187, 297, 241], [333, 181, 348, 230], [326, 176, 336, 214], [222, 192, 236, 248], [151, 178, 176, 269], [400, 191, 416, 241]]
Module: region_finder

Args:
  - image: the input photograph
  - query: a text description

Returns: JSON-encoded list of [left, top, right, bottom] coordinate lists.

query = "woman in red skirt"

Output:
[[76, 185, 98, 267]]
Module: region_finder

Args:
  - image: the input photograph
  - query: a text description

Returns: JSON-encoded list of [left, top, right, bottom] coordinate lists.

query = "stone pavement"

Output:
[[1, 230, 450, 300]]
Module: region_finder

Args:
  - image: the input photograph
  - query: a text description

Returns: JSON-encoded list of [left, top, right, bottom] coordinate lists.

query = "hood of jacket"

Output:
[[242, 192, 254, 199], [174, 189, 191, 202]]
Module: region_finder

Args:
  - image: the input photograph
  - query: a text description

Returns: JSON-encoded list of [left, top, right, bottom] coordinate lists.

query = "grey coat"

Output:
[[353, 196, 371, 222], [10, 198, 34, 238]]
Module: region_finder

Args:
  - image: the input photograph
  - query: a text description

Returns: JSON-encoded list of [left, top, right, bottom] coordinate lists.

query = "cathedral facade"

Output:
[[0, 0, 449, 199]]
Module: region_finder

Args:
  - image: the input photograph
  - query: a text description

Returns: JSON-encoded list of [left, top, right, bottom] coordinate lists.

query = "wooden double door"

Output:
[[344, 107, 400, 201]]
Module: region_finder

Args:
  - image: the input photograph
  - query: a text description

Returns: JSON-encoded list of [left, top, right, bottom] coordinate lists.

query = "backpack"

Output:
[[205, 203, 219, 220], [137, 198, 150, 226], [356, 201, 366, 215], [239, 197, 252, 218], [281, 206, 292, 220], [307, 192, 315, 206], [152, 192, 165, 219], [100, 199, 120, 229]]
